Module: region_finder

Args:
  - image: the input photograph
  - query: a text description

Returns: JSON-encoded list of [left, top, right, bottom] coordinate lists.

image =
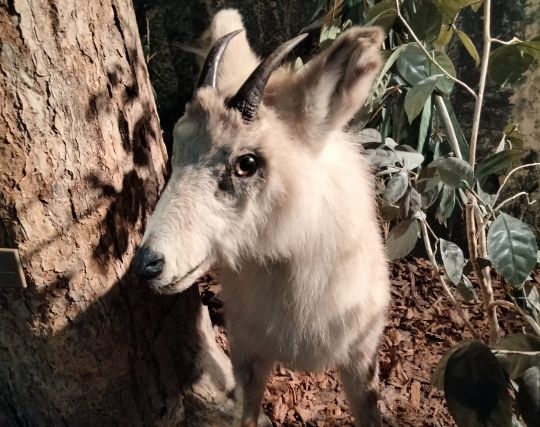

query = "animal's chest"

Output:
[[219, 265, 357, 370]]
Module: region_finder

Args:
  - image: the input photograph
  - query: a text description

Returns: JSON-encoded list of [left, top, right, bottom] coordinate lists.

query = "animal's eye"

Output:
[[234, 154, 258, 177]]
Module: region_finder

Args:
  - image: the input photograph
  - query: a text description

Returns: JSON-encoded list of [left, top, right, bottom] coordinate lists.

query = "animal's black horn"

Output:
[[227, 33, 308, 122], [197, 29, 243, 89]]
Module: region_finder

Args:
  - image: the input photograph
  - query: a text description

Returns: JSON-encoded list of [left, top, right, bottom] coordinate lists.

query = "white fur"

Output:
[[140, 10, 390, 426]]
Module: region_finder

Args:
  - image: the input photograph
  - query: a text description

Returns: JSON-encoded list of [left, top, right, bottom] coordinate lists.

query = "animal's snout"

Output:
[[133, 246, 164, 280]]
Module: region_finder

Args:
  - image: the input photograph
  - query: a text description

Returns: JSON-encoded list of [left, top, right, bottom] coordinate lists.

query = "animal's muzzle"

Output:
[[133, 246, 165, 280]]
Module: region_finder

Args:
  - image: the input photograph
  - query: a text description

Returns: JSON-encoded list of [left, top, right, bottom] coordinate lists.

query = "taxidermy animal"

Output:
[[133, 9, 390, 427]]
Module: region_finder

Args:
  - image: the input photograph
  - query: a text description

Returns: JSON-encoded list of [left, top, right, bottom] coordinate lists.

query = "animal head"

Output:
[[133, 10, 383, 294]]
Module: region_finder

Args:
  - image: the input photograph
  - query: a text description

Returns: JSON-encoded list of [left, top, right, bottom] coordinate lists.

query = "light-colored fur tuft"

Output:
[[199, 9, 259, 95]]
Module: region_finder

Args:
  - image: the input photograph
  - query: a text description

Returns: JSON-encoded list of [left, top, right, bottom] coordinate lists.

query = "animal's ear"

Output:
[[199, 9, 260, 95], [268, 27, 384, 134]]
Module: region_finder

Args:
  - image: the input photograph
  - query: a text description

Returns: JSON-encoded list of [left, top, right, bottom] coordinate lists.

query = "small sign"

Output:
[[0, 248, 27, 288]]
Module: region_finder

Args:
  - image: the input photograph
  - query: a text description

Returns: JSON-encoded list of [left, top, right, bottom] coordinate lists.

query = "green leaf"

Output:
[[410, 2, 442, 44], [417, 167, 441, 193], [399, 185, 421, 219], [478, 183, 496, 206], [364, 142, 399, 168], [394, 145, 424, 170], [440, 239, 465, 285], [404, 75, 440, 123], [475, 149, 523, 186], [444, 341, 512, 427], [433, 139, 442, 159], [495, 333, 540, 352], [457, 275, 477, 302], [434, 24, 454, 48], [487, 213, 538, 287], [383, 170, 409, 204], [456, 29, 480, 66], [470, 0, 484, 12], [495, 334, 540, 380], [428, 51, 456, 94], [342, 0, 365, 25], [489, 44, 535, 85], [516, 365, 540, 427], [384, 137, 397, 148], [379, 201, 401, 222], [365, 0, 394, 20], [417, 95, 432, 154], [375, 44, 409, 89], [436, 0, 485, 22], [436, 184, 455, 223], [500, 123, 526, 151], [517, 39, 540, 62], [320, 22, 341, 44], [355, 128, 382, 143], [525, 285, 540, 314], [432, 340, 476, 389], [421, 185, 440, 209], [396, 44, 429, 86], [386, 219, 419, 260], [364, 0, 397, 29], [429, 157, 475, 188]]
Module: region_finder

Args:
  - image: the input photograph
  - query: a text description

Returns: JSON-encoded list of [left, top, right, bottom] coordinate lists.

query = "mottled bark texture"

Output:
[[0, 0, 232, 425], [133, 0, 321, 148]]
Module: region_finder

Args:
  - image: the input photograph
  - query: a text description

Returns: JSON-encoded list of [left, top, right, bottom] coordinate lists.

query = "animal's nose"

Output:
[[133, 246, 164, 280]]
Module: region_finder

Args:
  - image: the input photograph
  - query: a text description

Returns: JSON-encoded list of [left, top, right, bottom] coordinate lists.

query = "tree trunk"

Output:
[[0, 0, 233, 425]]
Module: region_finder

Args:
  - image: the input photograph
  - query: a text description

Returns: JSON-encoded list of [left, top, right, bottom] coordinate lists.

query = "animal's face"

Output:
[[132, 23, 383, 293], [137, 91, 290, 293]]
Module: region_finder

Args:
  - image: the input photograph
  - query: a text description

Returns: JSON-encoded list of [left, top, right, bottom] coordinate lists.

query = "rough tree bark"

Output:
[[0, 0, 232, 425]]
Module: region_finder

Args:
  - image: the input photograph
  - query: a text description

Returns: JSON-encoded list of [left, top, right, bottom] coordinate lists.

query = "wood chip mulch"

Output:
[[198, 259, 539, 426]]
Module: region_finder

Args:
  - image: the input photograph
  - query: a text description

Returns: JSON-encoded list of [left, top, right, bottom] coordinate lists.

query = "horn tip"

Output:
[[196, 29, 244, 90]]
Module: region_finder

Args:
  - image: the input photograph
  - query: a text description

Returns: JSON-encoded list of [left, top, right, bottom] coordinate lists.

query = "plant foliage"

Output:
[[312, 0, 539, 425]]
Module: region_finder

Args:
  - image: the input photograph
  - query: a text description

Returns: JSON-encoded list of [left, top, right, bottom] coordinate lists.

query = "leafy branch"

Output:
[[317, 0, 540, 424], [394, 0, 477, 99]]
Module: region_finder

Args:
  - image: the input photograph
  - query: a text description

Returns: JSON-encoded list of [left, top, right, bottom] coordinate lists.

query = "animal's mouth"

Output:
[[171, 260, 206, 286], [158, 259, 208, 294]]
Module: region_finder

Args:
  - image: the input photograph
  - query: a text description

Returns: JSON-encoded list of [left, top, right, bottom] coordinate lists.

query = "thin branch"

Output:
[[494, 162, 540, 205], [394, 0, 478, 99], [419, 219, 480, 339], [493, 350, 540, 356], [474, 203, 498, 345], [458, 0, 500, 347], [494, 191, 536, 212], [424, 219, 439, 242], [466, 203, 478, 260], [469, 0, 492, 168], [464, 186, 493, 215], [473, 207, 489, 242], [465, 199, 496, 343], [435, 95, 463, 160], [488, 300, 515, 312], [491, 37, 521, 45]]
